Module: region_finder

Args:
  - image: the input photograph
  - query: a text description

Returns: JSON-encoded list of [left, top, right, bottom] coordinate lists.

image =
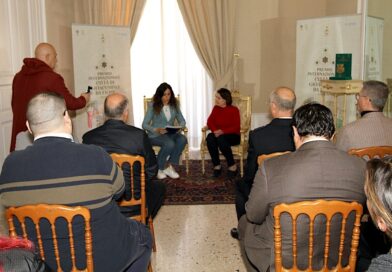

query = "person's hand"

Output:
[[156, 128, 167, 134], [81, 92, 91, 104], [213, 129, 224, 137]]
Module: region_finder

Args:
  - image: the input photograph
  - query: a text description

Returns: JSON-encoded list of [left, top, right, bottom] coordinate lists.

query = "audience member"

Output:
[[238, 103, 366, 272], [0, 236, 49, 271], [206, 88, 241, 178], [83, 92, 166, 218], [232, 87, 296, 237], [142, 82, 187, 179], [11, 42, 90, 152], [335, 80, 392, 151], [365, 156, 392, 272], [0, 92, 151, 272]]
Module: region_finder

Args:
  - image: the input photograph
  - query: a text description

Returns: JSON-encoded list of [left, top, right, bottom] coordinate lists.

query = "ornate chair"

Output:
[[200, 90, 252, 177], [6, 204, 93, 272], [143, 95, 189, 175], [348, 145, 392, 160], [257, 151, 291, 166], [273, 200, 363, 272], [110, 153, 156, 254]]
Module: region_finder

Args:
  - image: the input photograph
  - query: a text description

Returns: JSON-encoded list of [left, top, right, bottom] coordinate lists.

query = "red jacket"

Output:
[[10, 58, 86, 151], [207, 105, 240, 134]]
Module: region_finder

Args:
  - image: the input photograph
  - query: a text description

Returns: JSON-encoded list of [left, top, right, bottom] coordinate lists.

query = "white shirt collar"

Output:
[[34, 132, 74, 142]]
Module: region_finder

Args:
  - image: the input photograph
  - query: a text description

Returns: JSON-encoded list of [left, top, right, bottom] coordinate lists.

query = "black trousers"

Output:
[[235, 178, 252, 220], [206, 133, 240, 167]]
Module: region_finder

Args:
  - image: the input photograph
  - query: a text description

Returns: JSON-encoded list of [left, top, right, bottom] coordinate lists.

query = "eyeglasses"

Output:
[[355, 93, 369, 100]]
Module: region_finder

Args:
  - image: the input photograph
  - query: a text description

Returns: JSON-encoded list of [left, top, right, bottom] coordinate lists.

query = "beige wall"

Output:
[[45, 0, 76, 93], [235, 0, 358, 112]]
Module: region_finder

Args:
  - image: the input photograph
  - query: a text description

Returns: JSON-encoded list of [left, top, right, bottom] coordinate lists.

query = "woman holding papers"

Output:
[[143, 82, 187, 179], [206, 88, 240, 178]]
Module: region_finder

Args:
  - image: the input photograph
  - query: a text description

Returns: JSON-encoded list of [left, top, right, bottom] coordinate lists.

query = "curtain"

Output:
[[74, 0, 146, 44], [177, 0, 236, 90]]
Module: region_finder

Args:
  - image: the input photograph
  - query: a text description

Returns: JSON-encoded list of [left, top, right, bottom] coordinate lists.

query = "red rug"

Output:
[[162, 160, 237, 205]]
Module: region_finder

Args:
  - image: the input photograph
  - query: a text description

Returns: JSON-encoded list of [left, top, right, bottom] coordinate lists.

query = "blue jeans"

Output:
[[150, 133, 187, 170]]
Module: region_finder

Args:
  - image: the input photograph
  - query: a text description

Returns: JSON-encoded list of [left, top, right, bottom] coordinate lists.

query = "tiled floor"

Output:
[[151, 204, 247, 272]]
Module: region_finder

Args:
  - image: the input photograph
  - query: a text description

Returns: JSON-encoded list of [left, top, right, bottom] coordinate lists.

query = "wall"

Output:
[[235, 0, 358, 115]]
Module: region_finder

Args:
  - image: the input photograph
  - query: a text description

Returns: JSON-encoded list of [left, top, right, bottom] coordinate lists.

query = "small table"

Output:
[[320, 80, 362, 128]]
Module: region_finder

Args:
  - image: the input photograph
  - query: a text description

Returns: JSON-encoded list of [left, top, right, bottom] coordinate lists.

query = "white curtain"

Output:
[[131, 0, 213, 158]]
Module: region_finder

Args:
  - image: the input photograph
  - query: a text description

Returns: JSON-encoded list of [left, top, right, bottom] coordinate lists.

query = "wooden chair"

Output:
[[257, 151, 291, 166], [273, 200, 363, 272], [110, 153, 156, 253], [200, 90, 252, 177], [143, 95, 189, 175], [6, 204, 93, 272], [348, 145, 392, 160]]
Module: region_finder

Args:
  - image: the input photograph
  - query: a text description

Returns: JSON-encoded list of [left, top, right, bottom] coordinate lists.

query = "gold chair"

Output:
[[257, 151, 291, 166], [273, 200, 363, 272], [143, 95, 189, 175], [200, 90, 252, 177], [6, 204, 94, 272], [348, 145, 392, 160], [110, 153, 156, 254]]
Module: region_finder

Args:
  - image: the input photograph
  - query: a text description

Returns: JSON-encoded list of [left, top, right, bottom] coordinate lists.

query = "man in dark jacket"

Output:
[[83, 92, 166, 218], [11, 42, 90, 151]]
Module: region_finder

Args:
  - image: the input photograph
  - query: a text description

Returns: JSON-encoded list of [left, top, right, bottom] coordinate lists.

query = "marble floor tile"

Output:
[[151, 204, 247, 272]]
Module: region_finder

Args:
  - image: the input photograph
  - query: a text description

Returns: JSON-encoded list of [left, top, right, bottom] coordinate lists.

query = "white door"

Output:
[[0, 0, 46, 167]]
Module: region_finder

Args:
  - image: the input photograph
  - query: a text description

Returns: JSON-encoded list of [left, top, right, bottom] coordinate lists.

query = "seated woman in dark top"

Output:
[[365, 155, 392, 272]]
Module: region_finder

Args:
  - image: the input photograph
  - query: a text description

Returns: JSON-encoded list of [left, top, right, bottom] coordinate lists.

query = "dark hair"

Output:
[[152, 82, 178, 114], [364, 156, 392, 239], [292, 102, 335, 139], [217, 88, 233, 106], [104, 95, 128, 119], [362, 80, 389, 111]]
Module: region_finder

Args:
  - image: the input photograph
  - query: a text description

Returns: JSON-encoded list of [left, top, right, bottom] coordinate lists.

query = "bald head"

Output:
[[104, 93, 129, 121], [269, 87, 296, 117], [34, 43, 57, 69], [26, 92, 70, 136]]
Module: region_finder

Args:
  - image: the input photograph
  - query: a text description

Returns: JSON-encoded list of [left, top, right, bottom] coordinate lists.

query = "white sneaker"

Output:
[[163, 165, 180, 179], [157, 170, 167, 180]]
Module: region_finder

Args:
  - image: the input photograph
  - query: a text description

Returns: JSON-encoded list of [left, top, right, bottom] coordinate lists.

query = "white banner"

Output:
[[295, 15, 362, 105], [72, 24, 132, 141], [365, 16, 384, 80]]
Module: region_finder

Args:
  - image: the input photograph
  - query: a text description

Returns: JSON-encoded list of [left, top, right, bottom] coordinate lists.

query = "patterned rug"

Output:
[[162, 160, 237, 205]]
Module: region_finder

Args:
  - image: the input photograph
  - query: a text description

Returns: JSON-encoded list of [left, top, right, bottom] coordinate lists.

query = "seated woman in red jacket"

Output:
[[206, 88, 240, 178]]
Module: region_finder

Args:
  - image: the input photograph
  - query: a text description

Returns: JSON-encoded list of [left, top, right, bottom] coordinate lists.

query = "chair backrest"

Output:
[[231, 90, 252, 131], [257, 151, 291, 166], [348, 146, 392, 160], [273, 200, 363, 272], [110, 153, 147, 222], [6, 204, 93, 272]]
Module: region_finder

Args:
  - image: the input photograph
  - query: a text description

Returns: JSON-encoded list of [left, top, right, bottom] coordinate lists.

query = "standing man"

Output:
[[335, 80, 392, 151], [11, 42, 90, 151], [238, 103, 366, 272], [230, 87, 296, 239], [0, 92, 152, 272], [83, 92, 166, 218]]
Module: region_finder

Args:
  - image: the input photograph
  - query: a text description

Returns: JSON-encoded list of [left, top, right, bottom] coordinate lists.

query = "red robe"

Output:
[[10, 58, 86, 151]]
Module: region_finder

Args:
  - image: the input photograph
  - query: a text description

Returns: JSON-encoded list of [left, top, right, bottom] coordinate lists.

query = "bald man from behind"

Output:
[[10, 42, 90, 151], [231, 87, 296, 239]]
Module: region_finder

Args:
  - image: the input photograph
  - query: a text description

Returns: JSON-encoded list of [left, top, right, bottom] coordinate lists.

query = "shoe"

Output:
[[213, 168, 222, 178], [227, 169, 238, 178], [230, 228, 239, 240], [157, 170, 167, 179], [163, 165, 179, 179]]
